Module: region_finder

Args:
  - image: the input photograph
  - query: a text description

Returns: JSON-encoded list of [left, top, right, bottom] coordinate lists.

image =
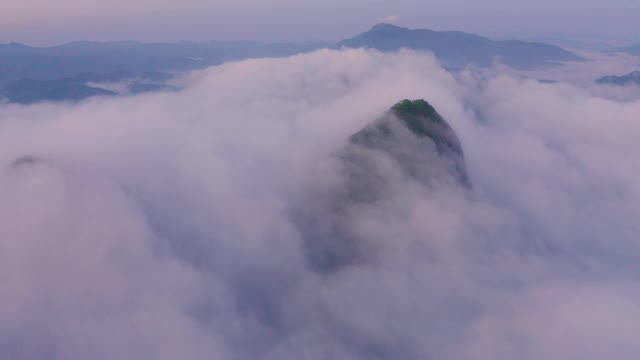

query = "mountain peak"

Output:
[[348, 98, 470, 190], [338, 25, 582, 69]]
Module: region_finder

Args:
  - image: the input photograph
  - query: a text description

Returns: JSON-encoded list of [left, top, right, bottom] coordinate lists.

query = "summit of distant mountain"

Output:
[[337, 24, 584, 69]]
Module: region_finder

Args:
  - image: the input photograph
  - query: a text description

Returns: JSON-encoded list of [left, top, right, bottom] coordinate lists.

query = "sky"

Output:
[[1, 48, 640, 359], [1, 0, 639, 45]]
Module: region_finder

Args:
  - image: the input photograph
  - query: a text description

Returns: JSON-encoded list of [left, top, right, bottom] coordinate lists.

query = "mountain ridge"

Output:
[[0, 24, 585, 104], [337, 23, 584, 69]]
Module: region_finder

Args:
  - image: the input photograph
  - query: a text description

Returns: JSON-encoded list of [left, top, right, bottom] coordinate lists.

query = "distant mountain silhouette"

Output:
[[0, 71, 181, 104], [0, 25, 586, 104], [0, 40, 324, 86], [0, 78, 116, 104], [596, 70, 640, 86], [617, 43, 640, 55], [337, 23, 583, 69]]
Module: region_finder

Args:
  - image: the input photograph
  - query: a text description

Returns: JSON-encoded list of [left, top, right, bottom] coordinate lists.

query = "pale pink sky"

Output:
[[1, 0, 639, 45]]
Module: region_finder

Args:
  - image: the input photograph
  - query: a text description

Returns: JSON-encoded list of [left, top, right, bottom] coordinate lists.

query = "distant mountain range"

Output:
[[337, 24, 583, 69], [0, 40, 323, 104], [0, 24, 584, 104], [0, 78, 116, 105], [0, 40, 323, 87], [596, 70, 640, 86], [617, 43, 640, 55], [0, 71, 179, 105]]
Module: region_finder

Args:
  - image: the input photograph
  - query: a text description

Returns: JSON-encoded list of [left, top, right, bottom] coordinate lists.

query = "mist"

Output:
[[0, 49, 639, 359]]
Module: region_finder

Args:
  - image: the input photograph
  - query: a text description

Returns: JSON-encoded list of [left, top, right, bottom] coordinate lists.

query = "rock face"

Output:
[[299, 99, 470, 272]]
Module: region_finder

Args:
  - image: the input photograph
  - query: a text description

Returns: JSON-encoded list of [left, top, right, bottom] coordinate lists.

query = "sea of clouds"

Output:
[[0, 49, 639, 360]]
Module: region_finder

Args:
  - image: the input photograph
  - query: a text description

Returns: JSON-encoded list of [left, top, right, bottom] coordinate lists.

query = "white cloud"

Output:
[[380, 15, 400, 23], [0, 49, 639, 359]]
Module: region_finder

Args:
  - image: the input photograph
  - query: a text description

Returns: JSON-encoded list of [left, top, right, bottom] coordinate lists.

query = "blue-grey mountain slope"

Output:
[[617, 43, 640, 55], [0, 25, 585, 103], [596, 70, 640, 86], [0, 78, 116, 104], [0, 40, 324, 86], [0, 72, 177, 104], [337, 24, 583, 69]]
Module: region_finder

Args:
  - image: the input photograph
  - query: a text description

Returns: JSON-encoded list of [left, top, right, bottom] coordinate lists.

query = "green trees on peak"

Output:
[[391, 99, 446, 138]]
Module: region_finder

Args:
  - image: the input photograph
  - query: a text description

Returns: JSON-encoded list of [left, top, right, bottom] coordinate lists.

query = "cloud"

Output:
[[380, 15, 400, 23], [0, 49, 639, 359]]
